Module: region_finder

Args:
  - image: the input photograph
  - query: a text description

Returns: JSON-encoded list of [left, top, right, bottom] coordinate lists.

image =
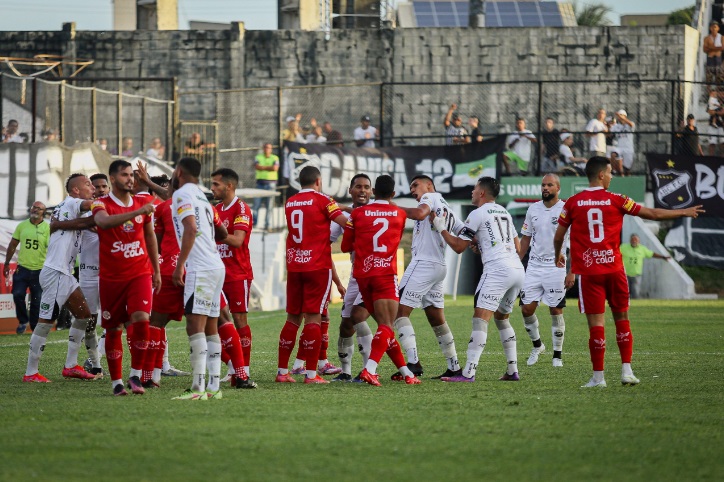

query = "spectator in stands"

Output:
[[468, 115, 483, 144], [677, 114, 704, 156], [503, 117, 536, 175], [98, 139, 108, 151], [620, 234, 670, 299], [558, 133, 588, 172], [253, 142, 279, 230], [609, 148, 624, 176], [706, 90, 724, 156], [323, 121, 343, 146], [540, 117, 560, 172], [585, 108, 608, 157], [3, 119, 23, 143], [120, 137, 134, 157], [354, 115, 378, 148], [41, 129, 58, 142], [611, 109, 636, 175], [704, 21, 723, 80], [146, 137, 165, 160], [282, 114, 305, 143], [184, 132, 215, 157], [443, 104, 468, 145], [306, 124, 327, 144]]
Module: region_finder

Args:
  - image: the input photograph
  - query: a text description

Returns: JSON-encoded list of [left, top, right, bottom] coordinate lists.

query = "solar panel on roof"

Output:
[[416, 13, 437, 27], [412, 0, 565, 28], [437, 15, 458, 26], [433, 2, 455, 13], [414, 1, 433, 13]]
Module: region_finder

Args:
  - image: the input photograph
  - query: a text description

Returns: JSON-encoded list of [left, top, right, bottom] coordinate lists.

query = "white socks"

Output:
[[355, 321, 373, 366], [26, 322, 52, 376], [432, 323, 460, 371], [463, 317, 488, 378], [206, 335, 221, 393], [523, 314, 540, 343], [495, 318, 518, 375], [65, 318, 90, 369], [551, 314, 565, 352], [338, 336, 355, 375], [393, 317, 418, 364], [85, 320, 101, 369], [188, 333, 208, 392]]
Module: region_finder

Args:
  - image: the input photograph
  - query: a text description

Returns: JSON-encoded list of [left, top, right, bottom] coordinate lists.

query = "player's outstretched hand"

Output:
[[140, 203, 156, 216], [556, 254, 566, 269], [172, 266, 184, 287], [684, 205, 705, 218], [430, 212, 447, 233]]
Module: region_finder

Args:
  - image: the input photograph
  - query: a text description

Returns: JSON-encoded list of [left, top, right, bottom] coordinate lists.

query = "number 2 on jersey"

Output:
[[372, 218, 389, 252], [291, 210, 303, 243], [587, 208, 604, 242]]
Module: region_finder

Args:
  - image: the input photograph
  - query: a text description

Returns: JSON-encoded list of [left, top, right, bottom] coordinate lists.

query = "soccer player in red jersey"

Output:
[[276, 165, 347, 384], [92, 160, 161, 396], [554, 156, 704, 388], [341, 174, 421, 386], [211, 168, 257, 389]]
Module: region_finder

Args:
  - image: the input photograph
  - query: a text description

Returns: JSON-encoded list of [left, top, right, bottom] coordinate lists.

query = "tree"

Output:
[[667, 5, 695, 26], [573, 2, 613, 27]]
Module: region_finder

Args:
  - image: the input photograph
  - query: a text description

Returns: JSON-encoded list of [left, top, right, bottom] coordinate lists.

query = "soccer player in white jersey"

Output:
[[433, 177, 525, 382], [519, 174, 575, 367], [23, 174, 100, 383], [171, 158, 228, 400], [391, 175, 466, 380]]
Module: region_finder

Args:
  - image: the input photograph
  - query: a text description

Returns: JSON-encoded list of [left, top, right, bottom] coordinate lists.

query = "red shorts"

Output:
[[224, 278, 251, 313], [152, 275, 184, 321], [356, 275, 399, 316], [286, 269, 332, 316], [220, 290, 228, 310], [578, 270, 630, 315], [99, 275, 153, 329]]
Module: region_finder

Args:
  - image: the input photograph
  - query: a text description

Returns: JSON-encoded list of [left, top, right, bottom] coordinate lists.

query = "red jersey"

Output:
[[341, 200, 406, 279], [154, 199, 180, 277], [91, 193, 153, 281], [558, 187, 642, 275], [285, 189, 343, 272], [215, 197, 253, 281]]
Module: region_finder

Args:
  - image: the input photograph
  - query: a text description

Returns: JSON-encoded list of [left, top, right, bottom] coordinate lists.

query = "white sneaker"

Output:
[[552, 358, 563, 367], [220, 372, 232, 383], [581, 376, 607, 388], [162, 366, 190, 377], [621, 373, 640, 386], [526, 343, 546, 366]]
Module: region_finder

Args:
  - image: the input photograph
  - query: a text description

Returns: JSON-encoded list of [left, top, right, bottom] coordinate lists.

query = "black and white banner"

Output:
[[646, 154, 724, 214], [282, 137, 506, 201]]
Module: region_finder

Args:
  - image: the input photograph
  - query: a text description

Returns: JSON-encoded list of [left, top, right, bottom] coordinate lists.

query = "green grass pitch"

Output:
[[1, 298, 722, 481]]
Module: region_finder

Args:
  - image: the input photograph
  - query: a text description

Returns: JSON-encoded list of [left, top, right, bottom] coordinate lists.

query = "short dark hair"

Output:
[[411, 174, 436, 191], [90, 173, 108, 183], [516, 117, 525, 122], [477, 176, 500, 198], [350, 173, 371, 188], [211, 168, 239, 185], [65, 173, 86, 194], [299, 165, 321, 187], [374, 175, 395, 198], [585, 156, 611, 181], [178, 157, 202, 179], [109, 160, 131, 176], [151, 174, 169, 186]]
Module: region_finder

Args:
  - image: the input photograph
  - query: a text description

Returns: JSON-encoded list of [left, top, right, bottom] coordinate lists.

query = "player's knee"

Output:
[[494, 317, 512, 330], [472, 317, 488, 332], [551, 314, 565, 329], [393, 316, 412, 331], [521, 304, 536, 318]]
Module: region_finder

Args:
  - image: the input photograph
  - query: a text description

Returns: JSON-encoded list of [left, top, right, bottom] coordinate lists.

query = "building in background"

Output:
[[279, 0, 383, 30], [113, 0, 179, 30]]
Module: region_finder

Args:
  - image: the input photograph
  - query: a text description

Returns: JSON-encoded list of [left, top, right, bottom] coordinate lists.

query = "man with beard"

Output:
[[518, 174, 574, 367], [92, 160, 160, 395]]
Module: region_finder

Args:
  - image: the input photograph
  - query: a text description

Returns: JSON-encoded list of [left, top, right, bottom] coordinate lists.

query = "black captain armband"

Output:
[[459, 226, 476, 241]]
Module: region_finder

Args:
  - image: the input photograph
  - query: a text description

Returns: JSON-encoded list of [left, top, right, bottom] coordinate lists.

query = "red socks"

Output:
[[128, 321, 149, 372], [105, 329, 124, 381], [156, 328, 167, 371], [615, 320, 633, 364], [142, 326, 162, 382], [319, 321, 330, 361], [300, 323, 322, 374], [238, 325, 252, 367], [589, 325, 606, 371], [219, 322, 247, 379], [369, 325, 394, 365], [386, 337, 407, 370], [278, 321, 300, 369]]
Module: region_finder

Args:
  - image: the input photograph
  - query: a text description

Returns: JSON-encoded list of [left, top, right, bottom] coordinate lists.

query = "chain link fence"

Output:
[[0, 73, 175, 162]]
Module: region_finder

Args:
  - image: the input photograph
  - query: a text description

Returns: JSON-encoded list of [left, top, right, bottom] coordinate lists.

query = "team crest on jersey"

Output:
[[223, 219, 230, 228], [122, 220, 134, 232], [135, 215, 143, 224], [652, 169, 693, 209]]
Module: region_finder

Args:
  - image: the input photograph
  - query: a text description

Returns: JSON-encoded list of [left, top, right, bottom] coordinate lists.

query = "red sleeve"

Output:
[[91, 199, 107, 216], [323, 195, 344, 221], [340, 214, 355, 253], [615, 193, 642, 216], [558, 198, 573, 227], [213, 209, 222, 227], [233, 205, 252, 233], [154, 202, 166, 235]]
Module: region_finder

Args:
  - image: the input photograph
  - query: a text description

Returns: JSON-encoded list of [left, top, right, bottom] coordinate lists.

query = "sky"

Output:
[[0, 1, 702, 31]]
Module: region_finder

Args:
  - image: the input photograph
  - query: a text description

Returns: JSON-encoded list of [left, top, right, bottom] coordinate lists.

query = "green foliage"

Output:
[[667, 6, 695, 26], [572, 2, 613, 27], [1, 298, 723, 480]]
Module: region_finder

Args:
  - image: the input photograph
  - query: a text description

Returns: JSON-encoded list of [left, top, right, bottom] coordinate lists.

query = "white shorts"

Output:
[[520, 265, 566, 308], [617, 149, 635, 169], [398, 260, 446, 309], [474, 266, 525, 314], [184, 270, 224, 318], [79, 276, 100, 315], [709, 125, 724, 144], [39, 267, 80, 320], [341, 275, 362, 318]]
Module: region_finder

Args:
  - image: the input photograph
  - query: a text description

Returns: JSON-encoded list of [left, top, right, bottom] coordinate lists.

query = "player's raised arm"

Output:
[[401, 203, 431, 221], [135, 161, 170, 200], [637, 204, 705, 221], [49, 216, 96, 234], [431, 212, 471, 254], [94, 202, 155, 230]]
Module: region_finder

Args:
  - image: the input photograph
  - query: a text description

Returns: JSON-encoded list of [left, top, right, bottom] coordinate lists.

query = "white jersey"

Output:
[[411, 192, 464, 265], [354, 126, 377, 148], [171, 182, 225, 273], [521, 200, 567, 268], [79, 211, 100, 280], [44, 196, 84, 275], [459, 202, 522, 270]]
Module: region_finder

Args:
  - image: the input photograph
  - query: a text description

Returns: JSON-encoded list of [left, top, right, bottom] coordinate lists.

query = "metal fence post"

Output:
[[379, 83, 384, 147], [141, 97, 147, 153], [537, 80, 544, 176], [171, 77, 178, 162], [0, 74, 3, 127], [31, 77, 37, 143], [277, 86, 283, 153], [116, 91, 123, 155], [670, 80, 676, 155], [91, 87, 97, 142], [59, 82, 65, 144]]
